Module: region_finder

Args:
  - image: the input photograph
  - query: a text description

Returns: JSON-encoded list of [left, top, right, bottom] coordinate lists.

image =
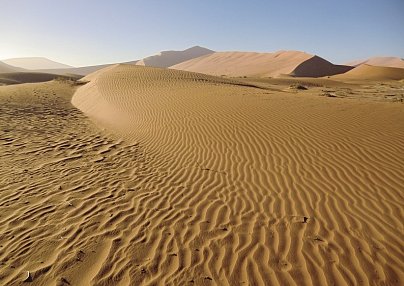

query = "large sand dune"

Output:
[[171, 51, 353, 77], [1, 64, 403, 285], [61, 64, 404, 285], [333, 64, 404, 81], [136, 46, 214, 68], [346, 57, 404, 69]]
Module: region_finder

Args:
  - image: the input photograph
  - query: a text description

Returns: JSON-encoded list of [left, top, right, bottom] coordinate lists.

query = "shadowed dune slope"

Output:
[[333, 64, 404, 81], [136, 46, 214, 68], [171, 51, 351, 77], [291, 56, 353, 77], [70, 64, 404, 285], [346, 57, 404, 69]]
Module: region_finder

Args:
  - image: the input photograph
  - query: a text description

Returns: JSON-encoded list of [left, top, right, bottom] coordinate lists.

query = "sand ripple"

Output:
[[0, 66, 403, 285]]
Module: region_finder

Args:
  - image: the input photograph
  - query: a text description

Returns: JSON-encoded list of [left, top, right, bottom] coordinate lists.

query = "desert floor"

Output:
[[0, 66, 403, 285]]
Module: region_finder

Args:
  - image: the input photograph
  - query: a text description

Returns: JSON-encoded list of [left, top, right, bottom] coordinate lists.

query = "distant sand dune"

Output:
[[346, 57, 404, 69], [333, 64, 404, 81], [291, 56, 353, 77], [35, 64, 112, 77], [136, 46, 214, 68], [3, 57, 73, 70], [171, 51, 352, 77], [0, 61, 24, 73]]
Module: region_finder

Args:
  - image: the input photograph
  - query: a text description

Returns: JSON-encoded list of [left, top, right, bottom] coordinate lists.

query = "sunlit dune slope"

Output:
[[171, 51, 352, 77]]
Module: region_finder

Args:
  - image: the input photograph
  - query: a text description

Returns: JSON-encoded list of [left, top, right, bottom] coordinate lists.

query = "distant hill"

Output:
[[0, 61, 24, 73], [171, 50, 353, 78], [346, 57, 404, 69], [3, 57, 73, 70], [136, 46, 214, 68]]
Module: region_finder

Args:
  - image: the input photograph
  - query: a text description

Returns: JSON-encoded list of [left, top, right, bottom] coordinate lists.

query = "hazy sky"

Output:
[[1, 0, 403, 67]]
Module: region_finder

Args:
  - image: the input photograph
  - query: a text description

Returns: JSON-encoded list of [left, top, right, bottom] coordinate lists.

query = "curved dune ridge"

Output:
[[70, 64, 404, 285], [333, 64, 404, 81], [170, 51, 352, 77]]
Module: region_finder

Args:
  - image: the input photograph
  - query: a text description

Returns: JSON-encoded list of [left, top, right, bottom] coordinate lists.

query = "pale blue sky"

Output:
[[1, 0, 403, 67]]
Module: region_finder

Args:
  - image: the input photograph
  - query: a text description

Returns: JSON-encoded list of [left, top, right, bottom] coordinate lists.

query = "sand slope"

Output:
[[346, 57, 404, 69], [67, 64, 404, 285], [136, 46, 214, 68], [3, 57, 73, 70], [171, 51, 352, 77], [333, 64, 404, 81]]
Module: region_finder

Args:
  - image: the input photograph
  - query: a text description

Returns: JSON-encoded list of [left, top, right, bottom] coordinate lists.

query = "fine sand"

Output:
[[1, 64, 404, 285], [170, 51, 353, 77]]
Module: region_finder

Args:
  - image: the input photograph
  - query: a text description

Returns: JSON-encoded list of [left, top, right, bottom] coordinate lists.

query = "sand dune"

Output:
[[136, 46, 214, 68], [171, 51, 353, 77], [0, 72, 79, 85], [346, 57, 404, 69], [0, 61, 24, 73], [333, 64, 404, 81], [62, 64, 404, 285], [3, 57, 73, 70], [1, 64, 403, 285]]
